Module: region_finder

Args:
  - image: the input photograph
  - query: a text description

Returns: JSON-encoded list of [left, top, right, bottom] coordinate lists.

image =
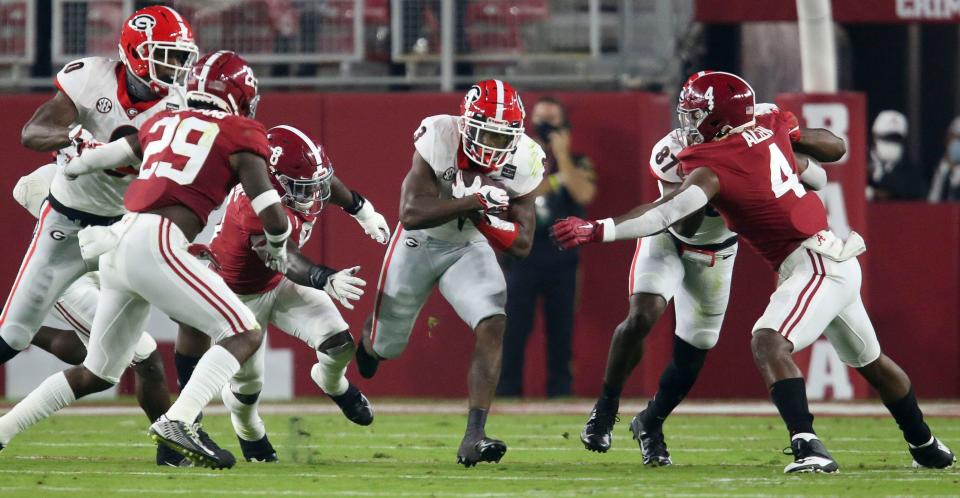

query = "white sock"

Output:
[[221, 385, 265, 442], [311, 350, 350, 396], [166, 345, 240, 423], [0, 371, 76, 445]]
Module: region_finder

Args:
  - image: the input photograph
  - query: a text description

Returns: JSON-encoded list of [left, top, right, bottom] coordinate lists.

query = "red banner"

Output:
[[696, 0, 960, 23]]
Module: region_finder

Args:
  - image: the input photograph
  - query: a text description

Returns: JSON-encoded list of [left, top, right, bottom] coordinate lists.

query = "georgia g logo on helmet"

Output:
[[463, 85, 482, 111], [128, 14, 156, 32]]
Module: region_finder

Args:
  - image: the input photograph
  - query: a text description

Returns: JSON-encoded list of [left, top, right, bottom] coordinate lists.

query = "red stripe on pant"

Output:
[[783, 253, 826, 339], [777, 250, 820, 335], [54, 302, 90, 337], [157, 219, 244, 335], [0, 203, 54, 326], [370, 223, 403, 345], [627, 238, 642, 295]]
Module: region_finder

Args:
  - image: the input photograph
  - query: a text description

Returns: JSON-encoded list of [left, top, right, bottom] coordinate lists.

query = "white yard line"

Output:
[[3, 400, 956, 417]]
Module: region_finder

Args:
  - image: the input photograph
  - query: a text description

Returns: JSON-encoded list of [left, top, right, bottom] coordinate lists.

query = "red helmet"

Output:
[[118, 6, 198, 95], [186, 51, 260, 118], [458, 79, 525, 173], [266, 125, 334, 216], [677, 71, 756, 146]]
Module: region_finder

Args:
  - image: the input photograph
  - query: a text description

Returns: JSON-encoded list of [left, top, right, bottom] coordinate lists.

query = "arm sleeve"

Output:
[[607, 186, 710, 241]]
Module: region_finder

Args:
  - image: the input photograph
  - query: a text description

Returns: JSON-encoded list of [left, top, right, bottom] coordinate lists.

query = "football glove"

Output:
[[551, 216, 605, 249], [323, 266, 366, 310], [351, 199, 391, 245], [452, 170, 509, 213]]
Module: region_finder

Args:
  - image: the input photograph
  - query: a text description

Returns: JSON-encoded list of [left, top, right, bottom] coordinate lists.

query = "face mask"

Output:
[[948, 139, 960, 164], [874, 140, 903, 163], [535, 122, 559, 142]]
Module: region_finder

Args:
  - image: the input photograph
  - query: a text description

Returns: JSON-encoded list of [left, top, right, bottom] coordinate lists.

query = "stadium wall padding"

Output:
[[0, 92, 956, 399]]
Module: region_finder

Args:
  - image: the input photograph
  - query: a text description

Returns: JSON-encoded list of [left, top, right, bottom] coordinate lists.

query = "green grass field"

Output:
[[0, 402, 958, 497]]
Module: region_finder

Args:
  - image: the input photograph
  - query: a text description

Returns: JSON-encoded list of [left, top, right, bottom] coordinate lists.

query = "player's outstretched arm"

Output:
[[551, 168, 719, 249], [329, 175, 391, 244], [399, 151, 485, 230], [21, 92, 79, 151], [62, 134, 143, 179], [233, 152, 292, 272], [254, 242, 366, 310], [792, 128, 846, 163]]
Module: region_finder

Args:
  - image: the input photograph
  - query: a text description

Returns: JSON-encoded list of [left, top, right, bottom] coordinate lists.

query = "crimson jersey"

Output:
[[678, 111, 828, 268], [208, 186, 316, 295], [125, 108, 271, 224]]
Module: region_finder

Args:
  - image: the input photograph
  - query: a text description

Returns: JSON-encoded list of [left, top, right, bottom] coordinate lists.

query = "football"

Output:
[[459, 167, 504, 190]]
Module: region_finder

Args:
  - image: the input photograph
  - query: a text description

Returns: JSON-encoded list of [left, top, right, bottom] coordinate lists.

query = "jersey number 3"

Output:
[[140, 115, 220, 185], [768, 143, 805, 199]]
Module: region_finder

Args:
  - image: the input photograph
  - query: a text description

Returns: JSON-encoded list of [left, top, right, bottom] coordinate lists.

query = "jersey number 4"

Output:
[[140, 115, 220, 185], [768, 143, 805, 198]]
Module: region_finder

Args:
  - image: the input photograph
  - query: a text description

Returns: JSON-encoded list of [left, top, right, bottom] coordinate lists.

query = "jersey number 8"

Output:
[[140, 115, 220, 185]]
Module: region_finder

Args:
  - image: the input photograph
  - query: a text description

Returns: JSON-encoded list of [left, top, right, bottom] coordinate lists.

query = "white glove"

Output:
[[451, 170, 482, 198], [324, 266, 366, 310], [262, 240, 288, 274], [63, 154, 92, 181], [352, 199, 391, 244], [452, 170, 509, 213]]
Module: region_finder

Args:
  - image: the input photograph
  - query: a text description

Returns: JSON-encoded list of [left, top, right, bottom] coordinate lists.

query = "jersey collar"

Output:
[[115, 64, 161, 117]]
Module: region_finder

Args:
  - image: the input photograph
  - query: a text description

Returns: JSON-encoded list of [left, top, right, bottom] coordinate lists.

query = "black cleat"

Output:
[[149, 415, 236, 470], [783, 433, 839, 474], [355, 342, 380, 379], [239, 434, 279, 462], [629, 411, 672, 467], [156, 443, 189, 467], [457, 435, 507, 467], [581, 401, 619, 453], [328, 383, 374, 426], [910, 437, 956, 469]]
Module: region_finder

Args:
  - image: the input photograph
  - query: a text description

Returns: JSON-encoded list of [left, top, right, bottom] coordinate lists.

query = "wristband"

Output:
[[598, 218, 615, 242], [476, 215, 519, 251], [264, 220, 292, 246], [251, 189, 282, 215], [308, 264, 337, 289], [344, 190, 366, 215]]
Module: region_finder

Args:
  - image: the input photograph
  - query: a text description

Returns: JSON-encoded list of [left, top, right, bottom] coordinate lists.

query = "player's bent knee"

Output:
[[681, 330, 719, 350], [132, 351, 166, 383], [751, 329, 793, 360], [66, 366, 116, 397], [317, 330, 356, 358], [474, 314, 506, 339]]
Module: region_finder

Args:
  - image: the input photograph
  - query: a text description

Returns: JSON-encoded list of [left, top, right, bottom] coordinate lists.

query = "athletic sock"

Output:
[[0, 337, 21, 364], [0, 371, 76, 445], [221, 386, 266, 442], [466, 408, 488, 439], [769, 377, 816, 436], [166, 346, 240, 424], [641, 336, 709, 430], [311, 346, 351, 397], [884, 387, 932, 447], [174, 351, 202, 392]]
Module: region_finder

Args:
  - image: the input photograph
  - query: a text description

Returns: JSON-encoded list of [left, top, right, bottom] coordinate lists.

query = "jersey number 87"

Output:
[[140, 115, 221, 185]]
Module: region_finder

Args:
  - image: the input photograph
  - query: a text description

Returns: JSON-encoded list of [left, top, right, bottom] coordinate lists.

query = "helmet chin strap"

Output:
[[125, 67, 156, 103]]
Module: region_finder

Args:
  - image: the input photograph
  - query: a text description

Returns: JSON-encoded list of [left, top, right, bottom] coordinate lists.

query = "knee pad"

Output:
[[318, 330, 356, 360], [131, 333, 158, 364]]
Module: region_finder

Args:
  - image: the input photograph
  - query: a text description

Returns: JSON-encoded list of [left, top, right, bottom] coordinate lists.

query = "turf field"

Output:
[[0, 400, 958, 497]]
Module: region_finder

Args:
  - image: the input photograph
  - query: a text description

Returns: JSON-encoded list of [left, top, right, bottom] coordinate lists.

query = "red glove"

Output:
[[187, 243, 222, 271], [551, 216, 605, 250], [782, 110, 801, 143]]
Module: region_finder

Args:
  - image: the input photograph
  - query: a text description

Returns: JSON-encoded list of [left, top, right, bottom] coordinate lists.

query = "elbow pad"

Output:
[[476, 214, 519, 251]]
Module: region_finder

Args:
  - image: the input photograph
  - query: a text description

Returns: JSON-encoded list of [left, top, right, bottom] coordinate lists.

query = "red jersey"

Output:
[[125, 108, 271, 225], [208, 186, 317, 295], [678, 111, 828, 269]]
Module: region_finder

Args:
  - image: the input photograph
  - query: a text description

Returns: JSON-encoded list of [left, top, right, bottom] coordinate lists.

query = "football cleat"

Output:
[[149, 415, 236, 470], [457, 435, 507, 467], [783, 433, 839, 474], [910, 437, 956, 469], [328, 382, 374, 426], [355, 342, 380, 379], [156, 443, 190, 467], [629, 411, 672, 467], [580, 401, 619, 453], [239, 434, 279, 462]]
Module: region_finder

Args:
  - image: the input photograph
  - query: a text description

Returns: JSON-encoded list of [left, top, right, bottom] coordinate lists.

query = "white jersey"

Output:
[[48, 57, 184, 217], [413, 114, 545, 243], [649, 128, 736, 246]]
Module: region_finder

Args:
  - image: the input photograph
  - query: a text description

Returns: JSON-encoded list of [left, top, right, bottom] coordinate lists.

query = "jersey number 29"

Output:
[[140, 115, 220, 185], [768, 143, 805, 199]]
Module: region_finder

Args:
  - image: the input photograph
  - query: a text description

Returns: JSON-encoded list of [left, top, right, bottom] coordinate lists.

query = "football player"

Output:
[[354, 80, 544, 467], [554, 71, 955, 473], [0, 51, 288, 470], [179, 124, 389, 462], [1, 5, 197, 465], [580, 100, 838, 465]]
